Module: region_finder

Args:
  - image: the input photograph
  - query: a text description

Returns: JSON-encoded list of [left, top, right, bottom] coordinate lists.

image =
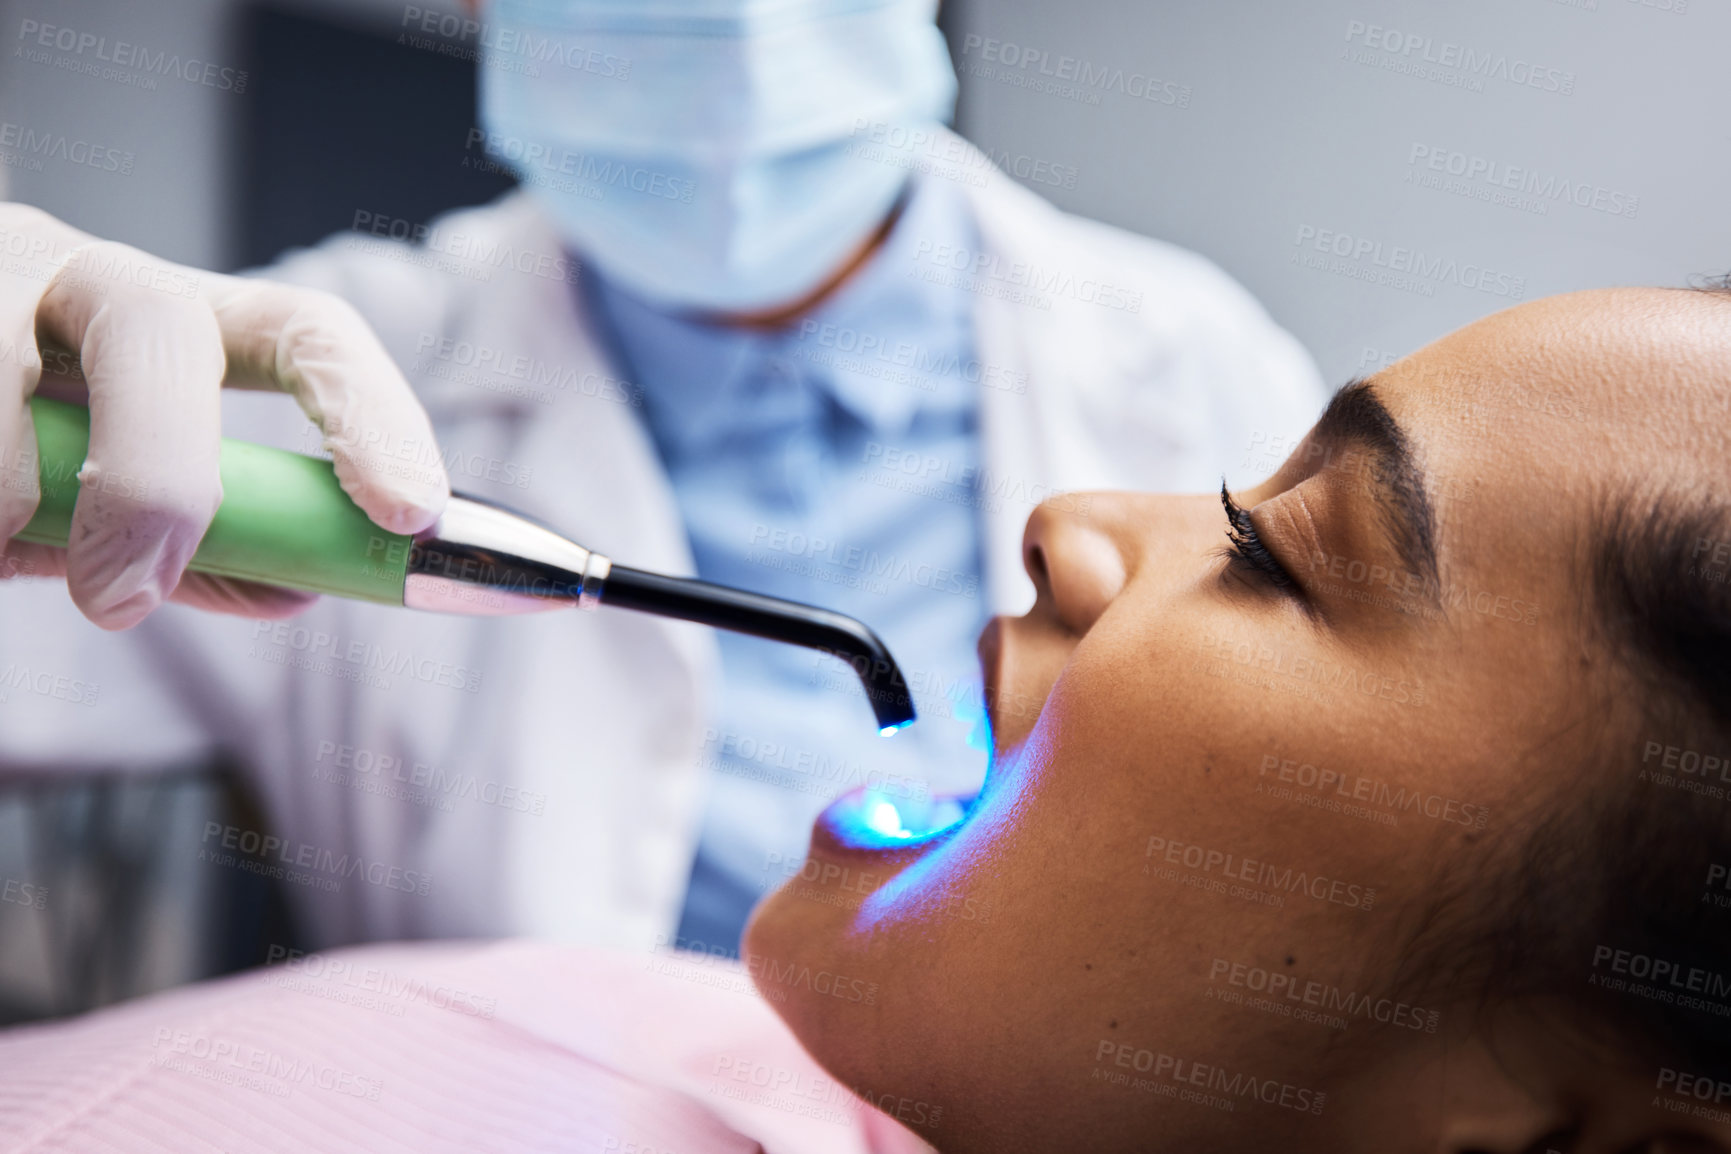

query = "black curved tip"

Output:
[[598, 566, 917, 734]]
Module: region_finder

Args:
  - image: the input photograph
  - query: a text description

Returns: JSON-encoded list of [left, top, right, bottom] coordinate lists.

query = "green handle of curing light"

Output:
[[13, 396, 412, 605]]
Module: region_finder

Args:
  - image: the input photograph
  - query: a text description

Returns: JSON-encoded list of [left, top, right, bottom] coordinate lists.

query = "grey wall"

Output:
[[5, 0, 1723, 379], [0, 0, 240, 268], [947, 0, 1727, 383]]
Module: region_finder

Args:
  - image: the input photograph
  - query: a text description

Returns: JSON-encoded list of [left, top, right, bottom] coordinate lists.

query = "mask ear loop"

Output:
[[599, 565, 917, 734]]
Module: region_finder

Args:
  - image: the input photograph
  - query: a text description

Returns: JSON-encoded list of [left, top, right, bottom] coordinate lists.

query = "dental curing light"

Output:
[[13, 397, 917, 733]]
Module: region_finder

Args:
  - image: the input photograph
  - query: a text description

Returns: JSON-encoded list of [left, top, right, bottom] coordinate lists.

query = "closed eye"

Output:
[[1221, 483, 1294, 590]]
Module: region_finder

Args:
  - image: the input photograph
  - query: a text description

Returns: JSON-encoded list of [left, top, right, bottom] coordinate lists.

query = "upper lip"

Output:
[[976, 616, 1005, 735]]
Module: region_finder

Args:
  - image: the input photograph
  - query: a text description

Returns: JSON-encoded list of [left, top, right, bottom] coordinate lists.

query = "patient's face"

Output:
[[744, 289, 1731, 1152]]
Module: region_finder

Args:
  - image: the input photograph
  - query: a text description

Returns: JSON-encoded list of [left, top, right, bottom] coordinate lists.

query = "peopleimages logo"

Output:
[[0, 121, 133, 175], [1257, 754, 1491, 831], [399, 6, 631, 80], [1093, 1039, 1326, 1114], [1207, 956, 1441, 1033], [1406, 144, 1639, 219], [465, 129, 693, 204], [151, 1028, 384, 1101], [248, 619, 483, 695], [743, 952, 879, 1005], [199, 821, 433, 897], [746, 524, 979, 599], [909, 240, 1144, 313], [16, 19, 248, 93], [957, 35, 1193, 108], [795, 319, 1029, 394], [1590, 945, 1731, 1001], [352, 210, 579, 285], [1341, 20, 1575, 96], [1144, 834, 1377, 911], [1291, 224, 1525, 300], [0, 663, 100, 707]]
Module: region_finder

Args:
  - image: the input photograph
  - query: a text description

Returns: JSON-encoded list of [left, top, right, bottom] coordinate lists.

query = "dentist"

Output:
[[0, 0, 1324, 955]]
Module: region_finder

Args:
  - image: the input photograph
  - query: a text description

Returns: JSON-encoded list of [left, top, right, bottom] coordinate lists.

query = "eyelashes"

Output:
[[1221, 483, 1295, 589]]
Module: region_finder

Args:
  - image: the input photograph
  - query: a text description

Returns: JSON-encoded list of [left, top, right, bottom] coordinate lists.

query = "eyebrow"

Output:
[[1308, 378, 1440, 591]]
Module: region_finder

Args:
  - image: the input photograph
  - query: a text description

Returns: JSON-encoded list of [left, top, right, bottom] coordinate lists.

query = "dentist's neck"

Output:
[[702, 202, 905, 333]]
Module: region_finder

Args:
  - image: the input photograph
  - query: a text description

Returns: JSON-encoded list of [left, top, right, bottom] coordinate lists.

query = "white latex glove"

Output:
[[0, 202, 449, 629]]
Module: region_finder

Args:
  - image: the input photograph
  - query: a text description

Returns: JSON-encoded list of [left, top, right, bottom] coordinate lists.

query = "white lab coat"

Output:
[[0, 136, 1324, 952]]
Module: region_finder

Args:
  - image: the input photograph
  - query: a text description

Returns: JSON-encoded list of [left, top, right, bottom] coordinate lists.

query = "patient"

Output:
[[3, 287, 1727, 1154], [750, 285, 1731, 1152]]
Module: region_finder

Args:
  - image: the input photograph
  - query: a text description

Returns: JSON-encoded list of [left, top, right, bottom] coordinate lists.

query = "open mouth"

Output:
[[811, 616, 1018, 853], [819, 787, 973, 850]]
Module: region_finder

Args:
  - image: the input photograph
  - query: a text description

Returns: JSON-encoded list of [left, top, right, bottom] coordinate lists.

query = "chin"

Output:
[[740, 859, 879, 1087]]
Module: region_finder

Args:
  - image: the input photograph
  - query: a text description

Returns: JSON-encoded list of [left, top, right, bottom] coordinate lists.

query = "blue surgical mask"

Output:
[[477, 0, 957, 314]]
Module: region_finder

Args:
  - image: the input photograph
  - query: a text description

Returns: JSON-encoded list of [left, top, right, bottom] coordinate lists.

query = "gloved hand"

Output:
[[0, 202, 450, 629]]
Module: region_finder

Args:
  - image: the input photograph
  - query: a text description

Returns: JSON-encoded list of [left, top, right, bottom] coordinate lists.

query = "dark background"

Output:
[[238, 5, 515, 267]]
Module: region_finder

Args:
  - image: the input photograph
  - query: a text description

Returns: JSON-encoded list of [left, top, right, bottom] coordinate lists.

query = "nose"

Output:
[[1021, 498, 1127, 635]]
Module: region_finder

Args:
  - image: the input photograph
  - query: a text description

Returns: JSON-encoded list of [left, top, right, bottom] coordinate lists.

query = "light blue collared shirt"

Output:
[[586, 175, 990, 953]]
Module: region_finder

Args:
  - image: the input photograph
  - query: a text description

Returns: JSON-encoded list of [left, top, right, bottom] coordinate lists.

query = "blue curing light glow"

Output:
[[865, 800, 912, 839], [963, 700, 993, 754], [879, 719, 914, 737]]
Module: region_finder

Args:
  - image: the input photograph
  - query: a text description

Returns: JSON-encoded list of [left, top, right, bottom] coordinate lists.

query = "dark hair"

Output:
[[1502, 492, 1731, 1070], [1305, 287, 1731, 1103], [1534, 291, 1731, 1076], [1388, 371, 1731, 1080]]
